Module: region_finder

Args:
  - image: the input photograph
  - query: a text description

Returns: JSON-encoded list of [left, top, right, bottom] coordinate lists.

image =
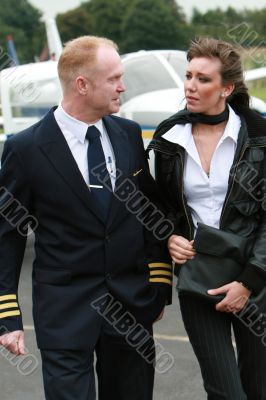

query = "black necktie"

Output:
[[86, 126, 112, 221]]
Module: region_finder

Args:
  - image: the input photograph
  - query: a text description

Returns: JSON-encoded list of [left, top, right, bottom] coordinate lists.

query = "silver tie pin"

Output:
[[89, 184, 103, 189]]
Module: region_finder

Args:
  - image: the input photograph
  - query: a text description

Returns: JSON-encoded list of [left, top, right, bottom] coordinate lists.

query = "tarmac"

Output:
[[0, 235, 206, 400]]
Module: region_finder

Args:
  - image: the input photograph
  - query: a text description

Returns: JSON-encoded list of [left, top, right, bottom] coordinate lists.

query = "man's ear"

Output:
[[76, 76, 89, 95]]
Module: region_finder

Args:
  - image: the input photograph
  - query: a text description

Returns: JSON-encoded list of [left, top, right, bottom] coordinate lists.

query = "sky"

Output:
[[29, 0, 266, 19]]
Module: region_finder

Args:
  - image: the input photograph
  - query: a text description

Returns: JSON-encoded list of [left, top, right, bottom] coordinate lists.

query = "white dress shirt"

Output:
[[54, 103, 116, 191], [162, 105, 241, 232]]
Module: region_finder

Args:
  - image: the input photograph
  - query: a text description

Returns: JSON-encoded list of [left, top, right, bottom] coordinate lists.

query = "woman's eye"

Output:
[[199, 77, 210, 82]]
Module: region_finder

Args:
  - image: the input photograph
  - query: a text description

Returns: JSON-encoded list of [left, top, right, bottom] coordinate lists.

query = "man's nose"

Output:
[[117, 77, 125, 92], [118, 80, 125, 92]]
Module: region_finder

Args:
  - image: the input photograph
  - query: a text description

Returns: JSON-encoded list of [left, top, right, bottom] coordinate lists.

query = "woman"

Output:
[[148, 38, 266, 399]]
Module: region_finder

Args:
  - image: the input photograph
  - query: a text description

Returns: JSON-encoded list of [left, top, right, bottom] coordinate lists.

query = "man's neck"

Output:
[[61, 98, 101, 125]]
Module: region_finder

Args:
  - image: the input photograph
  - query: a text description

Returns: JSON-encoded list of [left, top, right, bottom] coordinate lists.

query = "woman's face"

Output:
[[184, 57, 231, 115]]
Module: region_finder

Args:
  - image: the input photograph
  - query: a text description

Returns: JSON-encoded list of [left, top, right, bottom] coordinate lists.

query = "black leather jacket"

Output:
[[148, 108, 266, 294]]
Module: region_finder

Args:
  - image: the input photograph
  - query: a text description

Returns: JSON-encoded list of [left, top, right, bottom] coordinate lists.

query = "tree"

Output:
[[121, 0, 189, 52], [81, 0, 133, 46], [57, 8, 93, 43], [0, 0, 44, 63], [190, 7, 251, 44]]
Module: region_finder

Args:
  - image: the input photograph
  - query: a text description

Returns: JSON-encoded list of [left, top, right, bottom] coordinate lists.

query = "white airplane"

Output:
[[1, 19, 266, 154]]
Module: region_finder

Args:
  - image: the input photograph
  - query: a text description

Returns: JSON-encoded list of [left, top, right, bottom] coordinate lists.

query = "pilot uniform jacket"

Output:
[[0, 108, 172, 350]]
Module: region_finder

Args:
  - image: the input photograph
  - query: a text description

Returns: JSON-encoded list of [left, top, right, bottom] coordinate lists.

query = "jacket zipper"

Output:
[[178, 152, 193, 240], [155, 145, 193, 239]]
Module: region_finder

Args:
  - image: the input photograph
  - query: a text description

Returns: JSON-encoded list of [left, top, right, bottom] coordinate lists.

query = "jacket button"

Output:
[[105, 235, 110, 242], [106, 273, 111, 280]]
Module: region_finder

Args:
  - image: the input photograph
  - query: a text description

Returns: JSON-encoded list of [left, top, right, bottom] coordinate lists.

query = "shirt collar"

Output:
[[162, 104, 240, 147], [54, 103, 104, 143], [220, 105, 240, 144]]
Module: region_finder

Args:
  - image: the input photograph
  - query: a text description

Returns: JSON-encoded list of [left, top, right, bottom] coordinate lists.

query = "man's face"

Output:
[[85, 45, 125, 119]]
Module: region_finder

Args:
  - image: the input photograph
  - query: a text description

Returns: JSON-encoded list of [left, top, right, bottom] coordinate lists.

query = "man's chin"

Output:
[[110, 106, 120, 114]]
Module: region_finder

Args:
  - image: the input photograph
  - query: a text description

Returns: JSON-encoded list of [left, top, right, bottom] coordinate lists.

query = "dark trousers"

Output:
[[41, 321, 154, 400], [179, 294, 266, 400]]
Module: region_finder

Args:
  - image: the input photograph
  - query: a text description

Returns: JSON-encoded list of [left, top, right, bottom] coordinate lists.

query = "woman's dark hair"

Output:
[[187, 37, 250, 108]]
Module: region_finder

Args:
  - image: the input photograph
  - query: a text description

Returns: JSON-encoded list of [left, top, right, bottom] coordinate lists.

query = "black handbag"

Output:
[[176, 223, 254, 303]]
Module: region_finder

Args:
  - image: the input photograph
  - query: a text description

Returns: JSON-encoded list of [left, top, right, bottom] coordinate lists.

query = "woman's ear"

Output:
[[222, 84, 235, 98]]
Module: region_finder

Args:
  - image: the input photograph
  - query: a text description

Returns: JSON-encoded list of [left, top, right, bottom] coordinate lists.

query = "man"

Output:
[[0, 36, 172, 399]]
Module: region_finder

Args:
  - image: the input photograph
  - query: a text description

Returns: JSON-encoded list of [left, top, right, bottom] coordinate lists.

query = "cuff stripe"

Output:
[[150, 270, 172, 277], [149, 277, 172, 285], [0, 294, 17, 302], [0, 310, 21, 319], [0, 302, 18, 310], [148, 263, 172, 269]]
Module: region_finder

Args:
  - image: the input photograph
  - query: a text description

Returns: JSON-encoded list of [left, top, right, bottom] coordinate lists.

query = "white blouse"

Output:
[[162, 106, 241, 232]]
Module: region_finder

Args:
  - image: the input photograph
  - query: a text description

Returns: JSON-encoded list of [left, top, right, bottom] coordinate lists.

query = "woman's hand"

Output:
[[208, 281, 252, 313], [168, 235, 196, 264]]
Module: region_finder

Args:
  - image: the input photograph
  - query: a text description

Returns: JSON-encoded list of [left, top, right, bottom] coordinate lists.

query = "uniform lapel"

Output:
[[103, 116, 130, 228], [37, 108, 105, 223]]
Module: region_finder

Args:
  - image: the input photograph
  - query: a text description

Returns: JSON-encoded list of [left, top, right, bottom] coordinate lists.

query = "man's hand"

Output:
[[168, 235, 195, 264], [0, 330, 26, 355], [208, 281, 251, 313]]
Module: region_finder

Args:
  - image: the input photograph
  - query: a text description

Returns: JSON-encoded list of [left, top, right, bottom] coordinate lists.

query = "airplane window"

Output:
[[12, 106, 50, 118], [121, 55, 177, 103], [163, 53, 188, 82]]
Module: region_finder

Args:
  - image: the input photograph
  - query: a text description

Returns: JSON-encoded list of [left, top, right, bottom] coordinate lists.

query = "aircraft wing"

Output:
[[244, 67, 266, 82]]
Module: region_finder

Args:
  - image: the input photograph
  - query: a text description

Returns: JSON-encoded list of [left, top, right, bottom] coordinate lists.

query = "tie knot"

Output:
[[86, 126, 100, 142]]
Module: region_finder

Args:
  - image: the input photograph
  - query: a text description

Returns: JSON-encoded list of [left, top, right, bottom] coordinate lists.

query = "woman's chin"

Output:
[[187, 105, 201, 113]]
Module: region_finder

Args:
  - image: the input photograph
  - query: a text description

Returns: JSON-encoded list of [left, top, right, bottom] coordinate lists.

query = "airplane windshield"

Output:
[[162, 53, 188, 82], [121, 55, 177, 103]]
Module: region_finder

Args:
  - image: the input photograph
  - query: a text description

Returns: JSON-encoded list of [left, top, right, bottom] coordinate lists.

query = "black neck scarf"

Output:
[[153, 106, 229, 139]]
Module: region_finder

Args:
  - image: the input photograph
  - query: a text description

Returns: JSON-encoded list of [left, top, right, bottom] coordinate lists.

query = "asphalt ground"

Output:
[[0, 236, 206, 400]]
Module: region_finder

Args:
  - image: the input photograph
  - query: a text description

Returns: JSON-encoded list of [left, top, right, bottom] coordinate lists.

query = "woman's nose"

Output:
[[185, 78, 196, 92]]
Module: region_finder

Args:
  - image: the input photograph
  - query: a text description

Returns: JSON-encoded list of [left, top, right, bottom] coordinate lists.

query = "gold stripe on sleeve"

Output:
[[150, 270, 172, 277], [148, 263, 172, 269], [0, 310, 21, 319], [0, 294, 17, 302], [0, 302, 18, 310], [149, 277, 172, 285]]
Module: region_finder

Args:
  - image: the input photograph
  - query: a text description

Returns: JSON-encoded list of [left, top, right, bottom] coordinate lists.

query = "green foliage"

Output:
[[2, 0, 266, 65], [55, 1, 266, 54], [56, 0, 133, 49], [82, 0, 132, 45], [55, 0, 191, 53], [57, 8, 94, 43], [121, 0, 189, 52], [191, 6, 266, 51], [249, 85, 266, 102], [0, 0, 44, 64]]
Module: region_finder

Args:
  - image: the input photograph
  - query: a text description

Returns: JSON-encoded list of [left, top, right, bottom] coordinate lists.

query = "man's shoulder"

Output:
[[7, 108, 55, 149], [6, 119, 42, 151]]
